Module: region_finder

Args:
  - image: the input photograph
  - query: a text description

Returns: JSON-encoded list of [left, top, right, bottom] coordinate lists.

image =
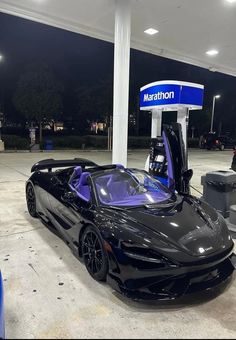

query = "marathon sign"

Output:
[[143, 91, 175, 102], [140, 81, 204, 111]]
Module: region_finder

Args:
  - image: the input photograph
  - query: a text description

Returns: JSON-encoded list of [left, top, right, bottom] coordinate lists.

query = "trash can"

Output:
[[45, 139, 53, 151], [201, 170, 236, 217]]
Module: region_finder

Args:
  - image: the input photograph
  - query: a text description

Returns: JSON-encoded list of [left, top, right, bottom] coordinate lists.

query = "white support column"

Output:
[[151, 109, 162, 138], [112, 0, 131, 166], [177, 107, 189, 151]]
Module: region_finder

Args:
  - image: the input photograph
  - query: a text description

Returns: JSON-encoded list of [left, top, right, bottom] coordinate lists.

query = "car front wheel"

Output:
[[82, 226, 109, 282]]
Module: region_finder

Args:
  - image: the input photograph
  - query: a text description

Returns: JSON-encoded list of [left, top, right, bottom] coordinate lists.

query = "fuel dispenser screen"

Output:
[[149, 137, 168, 186]]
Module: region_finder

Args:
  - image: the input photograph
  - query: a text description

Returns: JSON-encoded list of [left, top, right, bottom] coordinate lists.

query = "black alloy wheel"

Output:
[[82, 226, 108, 281], [26, 183, 37, 218]]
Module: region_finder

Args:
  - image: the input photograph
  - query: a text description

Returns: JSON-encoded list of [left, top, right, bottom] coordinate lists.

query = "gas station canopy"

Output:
[[0, 0, 236, 77]]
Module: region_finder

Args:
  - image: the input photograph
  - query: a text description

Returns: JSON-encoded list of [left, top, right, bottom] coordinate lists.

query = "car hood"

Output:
[[107, 197, 232, 257]]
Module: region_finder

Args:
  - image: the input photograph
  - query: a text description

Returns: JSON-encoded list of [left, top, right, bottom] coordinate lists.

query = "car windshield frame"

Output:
[[91, 168, 175, 208]]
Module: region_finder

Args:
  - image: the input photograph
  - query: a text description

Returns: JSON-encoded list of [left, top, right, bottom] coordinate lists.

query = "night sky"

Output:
[[1, 11, 236, 136]]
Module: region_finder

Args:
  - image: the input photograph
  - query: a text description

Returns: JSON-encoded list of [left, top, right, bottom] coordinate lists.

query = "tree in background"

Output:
[[189, 108, 212, 137], [13, 63, 63, 143], [74, 75, 113, 133]]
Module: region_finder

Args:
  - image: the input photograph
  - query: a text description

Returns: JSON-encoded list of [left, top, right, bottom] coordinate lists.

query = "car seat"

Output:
[[116, 164, 125, 170], [76, 172, 91, 202], [68, 166, 82, 189]]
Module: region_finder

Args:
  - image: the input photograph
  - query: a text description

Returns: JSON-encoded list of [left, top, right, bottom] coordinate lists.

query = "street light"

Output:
[[210, 94, 221, 133]]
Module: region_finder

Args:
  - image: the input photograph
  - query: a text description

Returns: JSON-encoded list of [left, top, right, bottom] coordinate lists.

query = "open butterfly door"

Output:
[[162, 123, 193, 194]]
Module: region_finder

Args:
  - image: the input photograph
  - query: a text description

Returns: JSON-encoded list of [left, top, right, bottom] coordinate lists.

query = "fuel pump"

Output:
[[148, 137, 168, 186]]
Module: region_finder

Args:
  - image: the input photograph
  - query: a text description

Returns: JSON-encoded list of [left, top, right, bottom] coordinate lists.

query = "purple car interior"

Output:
[[115, 164, 125, 170], [69, 168, 91, 202], [69, 164, 171, 206], [69, 165, 125, 203], [69, 165, 82, 186], [75, 172, 91, 202], [94, 171, 171, 206], [162, 131, 174, 189]]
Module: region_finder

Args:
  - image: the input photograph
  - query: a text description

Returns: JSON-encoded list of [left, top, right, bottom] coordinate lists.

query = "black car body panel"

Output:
[[26, 125, 236, 300], [31, 158, 98, 172]]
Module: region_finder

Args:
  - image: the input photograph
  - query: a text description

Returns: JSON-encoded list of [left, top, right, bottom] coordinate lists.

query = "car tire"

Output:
[[26, 183, 38, 218], [82, 226, 109, 282]]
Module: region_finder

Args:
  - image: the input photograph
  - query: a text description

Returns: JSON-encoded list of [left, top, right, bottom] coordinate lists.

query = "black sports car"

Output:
[[26, 126, 236, 300]]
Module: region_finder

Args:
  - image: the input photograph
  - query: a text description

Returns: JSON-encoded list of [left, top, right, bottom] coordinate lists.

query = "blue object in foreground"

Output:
[[0, 272, 5, 339]]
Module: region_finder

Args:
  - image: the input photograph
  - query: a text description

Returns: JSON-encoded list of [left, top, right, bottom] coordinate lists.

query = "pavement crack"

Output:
[[0, 226, 45, 238], [28, 263, 40, 277], [0, 162, 29, 178], [0, 180, 26, 184]]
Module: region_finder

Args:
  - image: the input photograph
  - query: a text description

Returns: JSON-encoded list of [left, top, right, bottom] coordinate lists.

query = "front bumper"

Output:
[[107, 252, 236, 301]]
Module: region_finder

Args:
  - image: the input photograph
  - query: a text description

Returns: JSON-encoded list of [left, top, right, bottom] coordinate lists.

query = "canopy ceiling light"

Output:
[[206, 49, 219, 56], [144, 28, 159, 35]]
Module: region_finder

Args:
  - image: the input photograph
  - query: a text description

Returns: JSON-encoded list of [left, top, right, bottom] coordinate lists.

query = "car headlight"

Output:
[[124, 251, 164, 263], [121, 241, 178, 268]]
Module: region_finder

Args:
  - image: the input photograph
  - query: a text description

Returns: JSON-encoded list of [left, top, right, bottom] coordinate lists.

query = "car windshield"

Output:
[[93, 169, 173, 207]]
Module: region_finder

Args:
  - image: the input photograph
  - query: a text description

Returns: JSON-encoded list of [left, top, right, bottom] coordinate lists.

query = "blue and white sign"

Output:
[[140, 81, 204, 111]]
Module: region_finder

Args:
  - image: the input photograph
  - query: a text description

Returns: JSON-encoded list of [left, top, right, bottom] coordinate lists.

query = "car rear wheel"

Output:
[[26, 183, 37, 218], [82, 226, 108, 282]]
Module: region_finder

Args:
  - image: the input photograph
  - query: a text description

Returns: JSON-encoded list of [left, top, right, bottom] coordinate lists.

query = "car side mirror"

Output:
[[62, 191, 77, 203]]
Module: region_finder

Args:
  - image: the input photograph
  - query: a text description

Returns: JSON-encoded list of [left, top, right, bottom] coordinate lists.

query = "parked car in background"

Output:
[[199, 132, 236, 151], [218, 134, 236, 149]]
